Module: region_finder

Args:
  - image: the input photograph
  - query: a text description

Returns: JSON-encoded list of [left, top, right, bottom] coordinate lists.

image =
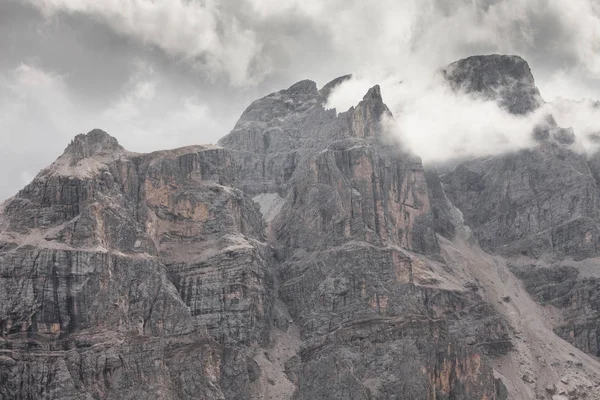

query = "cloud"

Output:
[[545, 98, 600, 155], [315, 0, 600, 163], [27, 0, 266, 86], [25, 0, 600, 90], [388, 82, 541, 163], [326, 71, 544, 163], [326, 69, 600, 164], [243, 0, 600, 83], [539, 69, 600, 103]]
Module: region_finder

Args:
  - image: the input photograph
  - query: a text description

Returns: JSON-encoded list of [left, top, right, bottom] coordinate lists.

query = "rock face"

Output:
[[437, 55, 600, 399], [508, 261, 600, 357], [442, 55, 600, 260], [0, 133, 273, 399], [441, 144, 600, 259], [1, 54, 600, 400], [443, 54, 543, 115], [222, 78, 505, 399]]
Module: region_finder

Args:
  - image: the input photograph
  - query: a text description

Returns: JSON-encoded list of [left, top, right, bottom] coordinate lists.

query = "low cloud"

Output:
[[314, 0, 600, 163], [326, 70, 600, 163], [27, 0, 266, 86], [546, 98, 600, 155]]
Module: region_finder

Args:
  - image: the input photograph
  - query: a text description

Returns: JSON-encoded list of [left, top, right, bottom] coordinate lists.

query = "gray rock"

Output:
[[441, 143, 600, 259], [438, 55, 600, 259], [9, 54, 600, 399], [319, 74, 352, 100], [437, 55, 600, 374], [0, 137, 272, 399], [509, 263, 600, 356], [443, 54, 543, 115]]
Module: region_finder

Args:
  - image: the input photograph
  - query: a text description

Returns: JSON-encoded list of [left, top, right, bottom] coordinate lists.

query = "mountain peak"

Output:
[[363, 84, 382, 102], [354, 84, 391, 122], [319, 74, 352, 99], [443, 54, 543, 114], [63, 129, 124, 165], [285, 79, 318, 95]]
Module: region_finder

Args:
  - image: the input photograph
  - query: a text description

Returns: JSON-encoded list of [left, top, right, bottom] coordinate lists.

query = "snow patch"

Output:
[[252, 193, 285, 223]]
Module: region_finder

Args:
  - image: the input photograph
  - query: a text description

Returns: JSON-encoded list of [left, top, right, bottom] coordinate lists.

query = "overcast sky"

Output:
[[1, 0, 600, 200]]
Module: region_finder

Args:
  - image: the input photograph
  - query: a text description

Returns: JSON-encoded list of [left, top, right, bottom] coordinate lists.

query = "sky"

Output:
[[1, 0, 600, 200]]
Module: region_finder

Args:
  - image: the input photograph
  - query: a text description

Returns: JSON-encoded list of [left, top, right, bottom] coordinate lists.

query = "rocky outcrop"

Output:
[[222, 81, 439, 255], [443, 54, 543, 115], [509, 261, 600, 357], [0, 75, 509, 398], [441, 143, 600, 259]]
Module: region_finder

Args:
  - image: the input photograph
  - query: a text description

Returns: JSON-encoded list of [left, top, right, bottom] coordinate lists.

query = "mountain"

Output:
[[1, 55, 599, 399]]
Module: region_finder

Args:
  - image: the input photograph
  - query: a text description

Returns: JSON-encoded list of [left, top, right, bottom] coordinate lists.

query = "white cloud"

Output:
[[326, 70, 600, 164], [390, 83, 540, 163], [24, 0, 600, 94], [551, 0, 600, 75], [539, 69, 600, 103], [28, 0, 264, 86], [324, 75, 376, 113], [326, 72, 543, 163], [314, 0, 600, 163], [544, 99, 600, 155]]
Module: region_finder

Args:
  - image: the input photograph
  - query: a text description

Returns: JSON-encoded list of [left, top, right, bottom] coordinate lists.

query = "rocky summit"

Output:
[[1, 54, 600, 399]]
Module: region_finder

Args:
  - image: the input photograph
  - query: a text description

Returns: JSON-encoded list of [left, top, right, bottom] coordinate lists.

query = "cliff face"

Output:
[[1, 55, 600, 400], [221, 79, 508, 399], [0, 130, 273, 399], [437, 55, 600, 398], [440, 56, 600, 376]]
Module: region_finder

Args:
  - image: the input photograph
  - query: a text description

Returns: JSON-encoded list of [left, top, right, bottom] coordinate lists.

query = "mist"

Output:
[[325, 65, 600, 163]]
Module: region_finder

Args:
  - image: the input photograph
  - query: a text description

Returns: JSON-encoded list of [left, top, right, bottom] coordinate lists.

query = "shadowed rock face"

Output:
[[219, 78, 507, 399], [221, 81, 439, 255], [441, 144, 600, 259], [508, 262, 600, 357], [2, 54, 600, 400]]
